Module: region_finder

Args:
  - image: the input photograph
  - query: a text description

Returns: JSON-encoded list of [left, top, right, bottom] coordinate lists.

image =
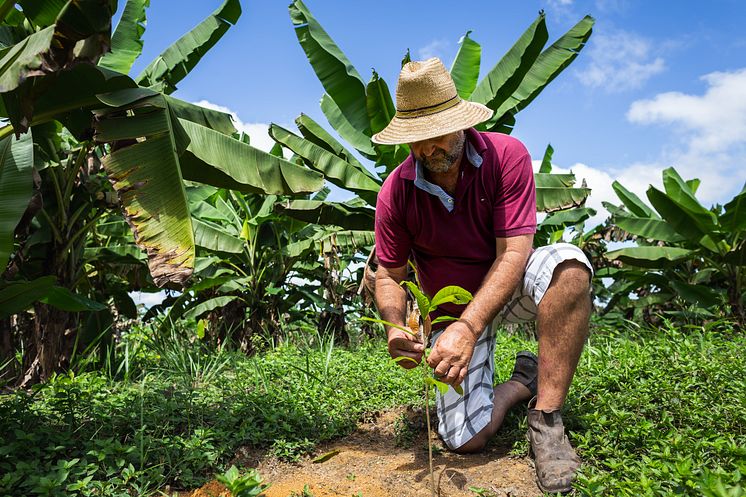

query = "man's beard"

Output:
[[420, 134, 465, 173]]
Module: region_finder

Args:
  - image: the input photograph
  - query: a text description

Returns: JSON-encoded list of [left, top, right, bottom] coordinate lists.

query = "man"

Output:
[[370, 58, 593, 494]]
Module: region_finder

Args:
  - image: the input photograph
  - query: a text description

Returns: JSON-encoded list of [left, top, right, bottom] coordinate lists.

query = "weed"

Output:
[[269, 438, 316, 463], [215, 465, 268, 497], [289, 484, 315, 497]]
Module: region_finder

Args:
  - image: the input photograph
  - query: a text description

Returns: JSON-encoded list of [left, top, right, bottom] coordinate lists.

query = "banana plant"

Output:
[[601, 167, 744, 322], [0, 0, 323, 384], [268, 0, 595, 231]]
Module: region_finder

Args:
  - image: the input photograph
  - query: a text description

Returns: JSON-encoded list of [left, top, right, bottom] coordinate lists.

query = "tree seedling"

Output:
[[362, 262, 473, 497], [215, 465, 269, 497]]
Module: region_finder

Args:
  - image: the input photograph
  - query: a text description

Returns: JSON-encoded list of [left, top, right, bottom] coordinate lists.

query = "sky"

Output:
[[125, 0, 746, 230]]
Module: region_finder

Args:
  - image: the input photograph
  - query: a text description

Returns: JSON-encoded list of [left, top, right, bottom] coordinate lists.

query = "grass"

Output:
[[0, 319, 743, 496]]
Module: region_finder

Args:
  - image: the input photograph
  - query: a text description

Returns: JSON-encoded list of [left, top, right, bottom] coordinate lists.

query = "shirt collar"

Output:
[[410, 130, 484, 212]]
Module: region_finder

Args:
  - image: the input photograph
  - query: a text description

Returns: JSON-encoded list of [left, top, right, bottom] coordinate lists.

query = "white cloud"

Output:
[[626, 68, 746, 202], [576, 30, 665, 92], [192, 100, 276, 152], [417, 39, 450, 61], [532, 159, 660, 229]]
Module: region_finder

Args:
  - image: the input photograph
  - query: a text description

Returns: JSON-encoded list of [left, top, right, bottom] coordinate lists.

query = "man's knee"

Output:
[[451, 431, 489, 454], [549, 259, 592, 300]]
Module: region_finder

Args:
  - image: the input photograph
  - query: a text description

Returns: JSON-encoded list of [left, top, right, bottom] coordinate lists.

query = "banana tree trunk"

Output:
[[20, 303, 76, 386]]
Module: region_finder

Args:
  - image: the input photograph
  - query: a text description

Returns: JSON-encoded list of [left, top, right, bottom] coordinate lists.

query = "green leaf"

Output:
[[536, 186, 590, 213], [606, 246, 694, 268], [534, 172, 575, 188], [193, 218, 244, 253], [612, 180, 656, 218], [391, 356, 419, 366], [539, 207, 595, 228], [401, 281, 431, 321], [289, 0, 369, 135], [294, 113, 370, 175], [136, 0, 241, 94], [487, 15, 594, 129], [450, 31, 481, 100], [98, 0, 150, 74], [165, 96, 236, 136], [647, 186, 719, 252], [669, 281, 721, 308], [720, 183, 746, 232], [40, 287, 106, 312], [0, 131, 33, 271], [178, 119, 324, 196], [276, 199, 374, 231], [269, 124, 379, 204], [539, 143, 553, 173], [182, 295, 238, 321], [359, 316, 415, 335], [428, 286, 473, 314], [16, 0, 67, 27], [611, 213, 686, 243], [0, 26, 56, 92], [196, 319, 206, 339], [471, 14, 547, 115], [431, 315, 458, 326], [661, 167, 719, 233], [425, 376, 449, 395], [365, 69, 396, 135], [0, 276, 55, 318], [94, 93, 195, 287], [320, 93, 376, 158]]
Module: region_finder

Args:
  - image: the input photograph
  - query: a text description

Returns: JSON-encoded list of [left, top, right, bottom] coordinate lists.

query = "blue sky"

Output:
[[126, 0, 746, 225]]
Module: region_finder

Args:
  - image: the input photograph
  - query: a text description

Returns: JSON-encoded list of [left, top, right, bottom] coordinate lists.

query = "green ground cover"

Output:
[[0, 320, 743, 496]]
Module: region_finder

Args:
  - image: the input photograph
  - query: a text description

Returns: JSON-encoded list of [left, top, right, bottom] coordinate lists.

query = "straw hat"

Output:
[[371, 57, 493, 145]]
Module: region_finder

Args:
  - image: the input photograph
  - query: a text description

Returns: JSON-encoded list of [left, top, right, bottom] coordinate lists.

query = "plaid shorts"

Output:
[[430, 243, 592, 450]]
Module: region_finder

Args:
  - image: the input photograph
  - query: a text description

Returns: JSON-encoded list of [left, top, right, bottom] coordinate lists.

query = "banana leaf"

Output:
[[40, 286, 107, 312], [136, 0, 241, 94], [647, 186, 720, 252], [487, 15, 594, 129], [193, 218, 244, 254], [536, 186, 590, 212], [539, 207, 595, 228], [94, 92, 195, 287], [605, 246, 694, 268], [182, 295, 238, 320], [0, 131, 33, 271], [0, 276, 55, 318], [669, 280, 722, 308], [178, 119, 324, 195], [98, 0, 150, 74], [295, 113, 369, 174], [534, 172, 576, 188], [471, 14, 547, 116], [165, 95, 236, 136], [320, 93, 376, 158], [450, 31, 481, 100], [611, 213, 686, 243], [720, 183, 746, 232], [661, 167, 719, 233], [277, 199, 375, 231], [16, 0, 66, 26], [612, 180, 656, 218], [289, 0, 369, 135], [269, 124, 379, 204], [539, 143, 554, 173]]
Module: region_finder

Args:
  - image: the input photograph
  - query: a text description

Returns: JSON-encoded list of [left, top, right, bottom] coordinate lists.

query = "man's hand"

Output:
[[426, 320, 479, 385], [388, 329, 424, 369]]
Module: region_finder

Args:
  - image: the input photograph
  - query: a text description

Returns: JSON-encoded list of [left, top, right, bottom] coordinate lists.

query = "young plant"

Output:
[[215, 465, 269, 497], [362, 262, 473, 497]]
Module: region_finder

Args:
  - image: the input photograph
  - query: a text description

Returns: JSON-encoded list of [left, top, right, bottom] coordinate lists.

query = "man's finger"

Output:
[[392, 338, 424, 352]]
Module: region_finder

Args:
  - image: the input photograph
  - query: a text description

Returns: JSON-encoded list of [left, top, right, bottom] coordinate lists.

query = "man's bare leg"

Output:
[[535, 260, 591, 410], [528, 259, 591, 493], [454, 380, 532, 454]]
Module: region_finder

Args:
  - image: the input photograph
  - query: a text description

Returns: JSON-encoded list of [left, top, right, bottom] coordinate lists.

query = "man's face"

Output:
[[410, 131, 465, 173]]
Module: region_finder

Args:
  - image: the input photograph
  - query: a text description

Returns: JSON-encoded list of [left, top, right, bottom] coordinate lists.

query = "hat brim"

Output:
[[371, 101, 493, 145]]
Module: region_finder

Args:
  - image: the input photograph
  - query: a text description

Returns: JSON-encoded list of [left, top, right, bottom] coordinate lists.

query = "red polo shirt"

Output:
[[374, 128, 536, 318]]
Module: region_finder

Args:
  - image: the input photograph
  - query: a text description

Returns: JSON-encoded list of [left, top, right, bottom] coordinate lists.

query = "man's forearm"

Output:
[[375, 273, 408, 333], [460, 241, 532, 334]]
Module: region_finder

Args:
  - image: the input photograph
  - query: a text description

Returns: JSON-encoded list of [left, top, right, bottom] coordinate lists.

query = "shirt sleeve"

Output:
[[374, 195, 412, 268], [493, 151, 537, 238]]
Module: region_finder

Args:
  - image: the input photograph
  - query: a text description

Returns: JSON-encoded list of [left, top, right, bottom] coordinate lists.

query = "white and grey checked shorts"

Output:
[[430, 243, 593, 450]]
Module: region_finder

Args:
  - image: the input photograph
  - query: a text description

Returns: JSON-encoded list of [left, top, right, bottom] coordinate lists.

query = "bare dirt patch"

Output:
[[189, 407, 540, 497]]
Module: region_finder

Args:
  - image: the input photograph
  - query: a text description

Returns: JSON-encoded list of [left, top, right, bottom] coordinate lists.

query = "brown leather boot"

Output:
[[527, 397, 581, 494]]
